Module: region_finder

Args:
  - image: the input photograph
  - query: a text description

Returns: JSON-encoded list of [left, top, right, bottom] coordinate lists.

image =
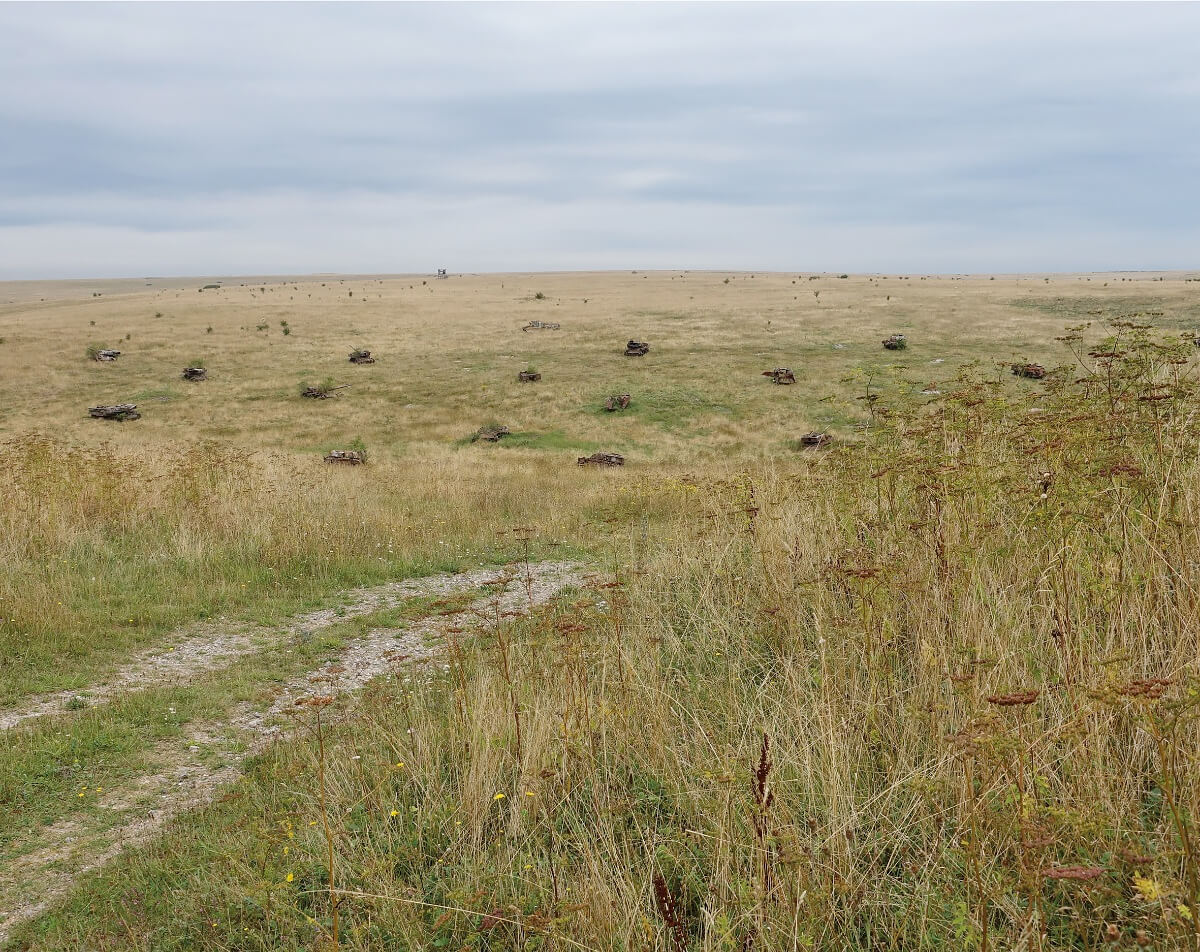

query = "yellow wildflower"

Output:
[[390, 809, 399, 817], [286, 872, 294, 883], [1133, 875, 1164, 902], [493, 793, 506, 801]]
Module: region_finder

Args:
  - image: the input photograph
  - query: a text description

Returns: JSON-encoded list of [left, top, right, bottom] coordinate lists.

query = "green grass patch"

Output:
[[470, 429, 601, 452], [130, 387, 182, 402], [614, 386, 735, 429]]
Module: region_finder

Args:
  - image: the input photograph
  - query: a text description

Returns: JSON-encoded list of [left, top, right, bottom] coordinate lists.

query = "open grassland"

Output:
[[6, 269, 1198, 458], [2, 271, 1200, 950]]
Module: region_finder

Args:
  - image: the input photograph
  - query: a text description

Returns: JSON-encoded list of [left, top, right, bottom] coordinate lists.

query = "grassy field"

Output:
[[7, 269, 1190, 458], [2, 271, 1200, 950]]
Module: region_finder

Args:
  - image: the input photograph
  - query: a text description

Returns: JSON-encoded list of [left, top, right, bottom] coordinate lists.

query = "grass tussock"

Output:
[[13, 321, 1200, 950]]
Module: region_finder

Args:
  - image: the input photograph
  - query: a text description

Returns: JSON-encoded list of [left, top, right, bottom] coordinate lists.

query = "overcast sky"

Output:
[[1, 2, 1197, 278]]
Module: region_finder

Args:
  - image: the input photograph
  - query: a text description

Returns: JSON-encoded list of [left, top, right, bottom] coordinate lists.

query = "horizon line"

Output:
[[4, 267, 1199, 286]]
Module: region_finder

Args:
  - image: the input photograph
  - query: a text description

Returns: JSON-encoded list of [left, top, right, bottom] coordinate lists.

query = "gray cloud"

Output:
[[1, 2, 1198, 277]]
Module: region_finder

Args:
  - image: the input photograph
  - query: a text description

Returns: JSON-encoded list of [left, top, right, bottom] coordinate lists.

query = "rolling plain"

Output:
[[1, 269, 1199, 950]]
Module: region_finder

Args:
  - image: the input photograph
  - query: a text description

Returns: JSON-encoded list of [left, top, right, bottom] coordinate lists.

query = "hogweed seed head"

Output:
[[987, 689, 1040, 707]]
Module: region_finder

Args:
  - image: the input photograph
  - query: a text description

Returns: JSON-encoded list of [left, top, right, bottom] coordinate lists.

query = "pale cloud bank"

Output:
[[1, 2, 1197, 278]]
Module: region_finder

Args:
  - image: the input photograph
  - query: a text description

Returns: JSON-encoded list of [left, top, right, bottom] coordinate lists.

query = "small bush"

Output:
[[300, 376, 339, 398]]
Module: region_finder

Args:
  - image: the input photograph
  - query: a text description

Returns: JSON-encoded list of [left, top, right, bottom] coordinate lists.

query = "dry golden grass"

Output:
[[6, 270, 1195, 459], [3, 272, 1200, 950]]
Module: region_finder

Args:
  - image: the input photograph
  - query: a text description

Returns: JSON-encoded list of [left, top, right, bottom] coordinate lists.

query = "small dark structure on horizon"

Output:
[[799, 431, 831, 448], [436, 269, 448, 279], [89, 403, 140, 421], [603, 393, 632, 411], [763, 368, 796, 385], [349, 348, 375, 364], [882, 334, 908, 350], [518, 370, 541, 382], [1011, 362, 1046, 379], [93, 349, 121, 362], [578, 452, 625, 467], [181, 367, 207, 381], [624, 340, 649, 356]]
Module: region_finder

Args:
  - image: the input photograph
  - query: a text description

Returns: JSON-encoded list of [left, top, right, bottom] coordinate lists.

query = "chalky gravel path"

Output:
[[0, 560, 594, 946]]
